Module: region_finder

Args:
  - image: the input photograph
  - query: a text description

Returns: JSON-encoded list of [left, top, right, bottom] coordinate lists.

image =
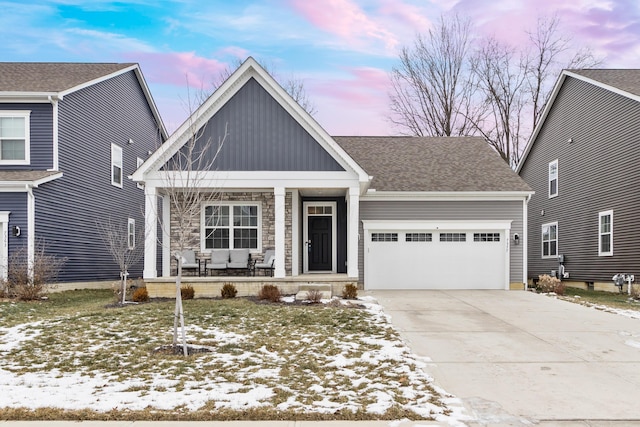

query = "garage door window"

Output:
[[406, 233, 432, 242], [473, 233, 500, 242], [372, 233, 397, 242], [440, 233, 466, 242]]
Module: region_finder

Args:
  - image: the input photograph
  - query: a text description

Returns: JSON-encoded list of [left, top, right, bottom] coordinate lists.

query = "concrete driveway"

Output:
[[368, 290, 640, 426]]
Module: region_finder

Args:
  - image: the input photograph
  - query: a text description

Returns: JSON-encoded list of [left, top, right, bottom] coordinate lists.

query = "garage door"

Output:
[[364, 226, 508, 290]]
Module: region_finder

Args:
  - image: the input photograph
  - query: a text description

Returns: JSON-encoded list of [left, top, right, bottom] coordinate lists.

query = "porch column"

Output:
[[274, 187, 286, 278], [143, 186, 158, 279], [347, 187, 359, 278]]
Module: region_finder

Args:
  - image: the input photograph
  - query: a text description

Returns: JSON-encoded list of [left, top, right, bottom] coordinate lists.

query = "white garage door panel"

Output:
[[366, 231, 506, 290]]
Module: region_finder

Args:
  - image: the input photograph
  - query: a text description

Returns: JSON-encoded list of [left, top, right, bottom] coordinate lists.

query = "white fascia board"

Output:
[[361, 190, 534, 202], [362, 219, 513, 231], [0, 93, 60, 103]]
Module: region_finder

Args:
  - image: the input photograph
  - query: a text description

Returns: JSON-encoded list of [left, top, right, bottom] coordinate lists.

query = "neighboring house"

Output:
[[0, 63, 167, 283], [517, 69, 640, 290], [134, 57, 532, 290]]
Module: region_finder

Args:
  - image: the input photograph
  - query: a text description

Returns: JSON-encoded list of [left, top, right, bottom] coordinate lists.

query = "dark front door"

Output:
[[308, 216, 332, 271]]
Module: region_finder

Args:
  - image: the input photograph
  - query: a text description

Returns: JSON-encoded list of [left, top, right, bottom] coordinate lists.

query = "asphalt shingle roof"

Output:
[[0, 170, 61, 182], [0, 63, 134, 93], [569, 69, 640, 98], [334, 136, 532, 192]]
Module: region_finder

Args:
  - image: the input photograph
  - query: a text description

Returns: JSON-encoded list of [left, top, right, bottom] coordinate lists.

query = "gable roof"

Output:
[[516, 69, 640, 173], [335, 136, 531, 192], [0, 170, 62, 189], [134, 57, 369, 185], [0, 62, 167, 140]]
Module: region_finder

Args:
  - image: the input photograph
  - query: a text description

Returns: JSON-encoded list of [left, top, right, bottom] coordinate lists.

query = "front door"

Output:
[[308, 216, 332, 271]]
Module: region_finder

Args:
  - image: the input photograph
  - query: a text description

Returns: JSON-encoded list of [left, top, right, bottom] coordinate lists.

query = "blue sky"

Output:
[[1, 0, 639, 134]]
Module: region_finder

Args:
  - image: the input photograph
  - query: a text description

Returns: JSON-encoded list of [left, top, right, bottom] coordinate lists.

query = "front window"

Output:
[[542, 222, 558, 258], [111, 144, 123, 187], [599, 210, 613, 256], [127, 218, 135, 250], [0, 111, 30, 164], [202, 204, 260, 250], [548, 159, 558, 198]]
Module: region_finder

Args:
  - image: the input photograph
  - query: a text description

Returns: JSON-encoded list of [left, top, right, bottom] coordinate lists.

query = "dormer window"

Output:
[[0, 111, 30, 165]]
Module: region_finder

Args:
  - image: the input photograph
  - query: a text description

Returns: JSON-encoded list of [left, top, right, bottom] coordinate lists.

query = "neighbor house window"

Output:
[[474, 233, 500, 242], [136, 157, 144, 189], [372, 233, 398, 242], [440, 233, 466, 242], [127, 218, 135, 250], [111, 143, 123, 188], [542, 222, 558, 258], [0, 111, 30, 165], [406, 233, 432, 242], [202, 203, 260, 250], [598, 210, 613, 256], [548, 159, 558, 198]]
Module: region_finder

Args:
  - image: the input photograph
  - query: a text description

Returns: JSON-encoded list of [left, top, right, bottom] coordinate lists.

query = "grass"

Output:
[[0, 289, 449, 421], [560, 286, 640, 312]]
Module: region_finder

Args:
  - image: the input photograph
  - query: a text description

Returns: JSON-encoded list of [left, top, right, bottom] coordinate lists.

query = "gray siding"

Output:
[[358, 200, 524, 284], [0, 192, 27, 256], [171, 78, 344, 171], [0, 103, 53, 170], [519, 76, 640, 282], [34, 70, 163, 282]]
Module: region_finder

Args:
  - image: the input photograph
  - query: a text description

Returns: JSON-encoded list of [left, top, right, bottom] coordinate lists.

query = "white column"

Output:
[[291, 190, 299, 276], [27, 186, 35, 280], [347, 187, 359, 278], [274, 187, 286, 278], [523, 195, 530, 290], [143, 186, 158, 279], [162, 194, 171, 277]]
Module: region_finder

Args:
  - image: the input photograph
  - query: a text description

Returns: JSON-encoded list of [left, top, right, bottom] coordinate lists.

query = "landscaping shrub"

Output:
[[537, 274, 565, 295], [221, 282, 237, 299], [4, 244, 66, 301], [342, 283, 358, 299], [306, 289, 322, 304], [181, 285, 195, 300], [132, 287, 149, 302], [258, 284, 281, 303]]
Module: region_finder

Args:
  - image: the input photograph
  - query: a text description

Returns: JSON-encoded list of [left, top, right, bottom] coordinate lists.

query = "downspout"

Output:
[[48, 95, 60, 171], [523, 193, 532, 291], [27, 185, 35, 281]]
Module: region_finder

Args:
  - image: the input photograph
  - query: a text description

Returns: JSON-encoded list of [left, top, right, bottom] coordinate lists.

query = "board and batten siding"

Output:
[[34, 70, 162, 282], [0, 103, 53, 170], [519, 76, 640, 282], [357, 200, 524, 285], [170, 77, 344, 172]]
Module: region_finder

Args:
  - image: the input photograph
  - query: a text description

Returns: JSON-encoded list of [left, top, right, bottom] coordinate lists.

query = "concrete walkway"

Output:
[[368, 290, 640, 426]]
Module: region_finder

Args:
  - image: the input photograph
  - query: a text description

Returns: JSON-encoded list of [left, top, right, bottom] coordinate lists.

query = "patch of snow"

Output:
[[625, 339, 640, 349], [0, 321, 44, 352]]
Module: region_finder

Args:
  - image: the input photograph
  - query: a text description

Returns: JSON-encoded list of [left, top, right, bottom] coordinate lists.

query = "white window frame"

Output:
[[136, 157, 144, 189], [111, 143, 123, 188], [0, 110, 30, 165], [201, 202, 262, 253], [598, 210, 613, 256], [127, 218, 135, 250], [548, 159, 558, 198], [541, 221, 558, 258]]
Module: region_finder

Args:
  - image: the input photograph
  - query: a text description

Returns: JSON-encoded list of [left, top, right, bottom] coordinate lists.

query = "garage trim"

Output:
[[362, 220, 513, 290]]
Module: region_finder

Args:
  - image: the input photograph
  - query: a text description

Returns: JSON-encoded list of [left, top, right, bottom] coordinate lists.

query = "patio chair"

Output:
[[205, 249, 230, 276], [181, 249, 200, 276], [254, 249, 275, 276], [227, 248, 251, 275]]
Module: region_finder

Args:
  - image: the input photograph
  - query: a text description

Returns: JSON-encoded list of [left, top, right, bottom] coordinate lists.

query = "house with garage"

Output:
[[134, 57, 532, 294], [0, 63, 166, 285], [517, 69, 640, 292]]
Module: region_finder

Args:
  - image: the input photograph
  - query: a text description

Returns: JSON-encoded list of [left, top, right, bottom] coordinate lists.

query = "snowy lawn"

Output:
[[0, 290, 460, 422]]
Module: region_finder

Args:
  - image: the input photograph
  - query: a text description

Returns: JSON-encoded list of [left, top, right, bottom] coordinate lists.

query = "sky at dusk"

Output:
[[1, 0, 639, 135]]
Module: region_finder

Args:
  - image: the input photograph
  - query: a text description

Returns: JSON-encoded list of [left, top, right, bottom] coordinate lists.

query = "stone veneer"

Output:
[[169, 191, 293, 275]]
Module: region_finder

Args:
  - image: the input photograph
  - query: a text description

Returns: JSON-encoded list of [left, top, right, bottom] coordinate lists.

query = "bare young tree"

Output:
[[389, 14, 480, 136], [96, 215, 145, 304]]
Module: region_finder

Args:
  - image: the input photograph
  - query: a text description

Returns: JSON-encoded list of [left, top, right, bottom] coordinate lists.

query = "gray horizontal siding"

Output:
[[0, 103, 53, 170], [520, 76, 640, 282], [358, 200, 524, 284], [170, 77, 344, 172], [34, 70, 162, 282], [0, 193, 27, 256]]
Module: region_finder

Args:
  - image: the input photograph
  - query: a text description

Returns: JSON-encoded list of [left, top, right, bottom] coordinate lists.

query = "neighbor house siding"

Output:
[[0, 193, 27, 256], [358, 200, 524, 284], [519, 76, 640, 282], [0, 103, 53, 170], [34, 70, 162, 282], [171, 77, 344, 172]]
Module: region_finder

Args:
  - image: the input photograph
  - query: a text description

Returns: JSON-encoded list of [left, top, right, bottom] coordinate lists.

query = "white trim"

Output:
[[143, 186, 158, 279], [50, 97, 59, 171], [548, 159, 558, 198], [598, 210, 613, 256], [27, 187, 35, 281], [200, 201, 262, 253], [303, 201, 338, 274], [136, 157, 144, 189], [523, 194, 530, 289], [347, 187, 359, 278], [541, 221, 558, 259], [362, 190, 533, 202], [161, 194, 171, 277], [111, 143, 123, 188], [0, 110, 31, 165], [291, 190, 299, 276], [0, 211, 9, 281], [0, 172, 63, 192]]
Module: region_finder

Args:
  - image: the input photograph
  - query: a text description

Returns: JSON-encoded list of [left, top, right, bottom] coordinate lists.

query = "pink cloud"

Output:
[[215, 46, 250, 60], [377, 0, 433, 34], [288, 0, 398, 50]]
